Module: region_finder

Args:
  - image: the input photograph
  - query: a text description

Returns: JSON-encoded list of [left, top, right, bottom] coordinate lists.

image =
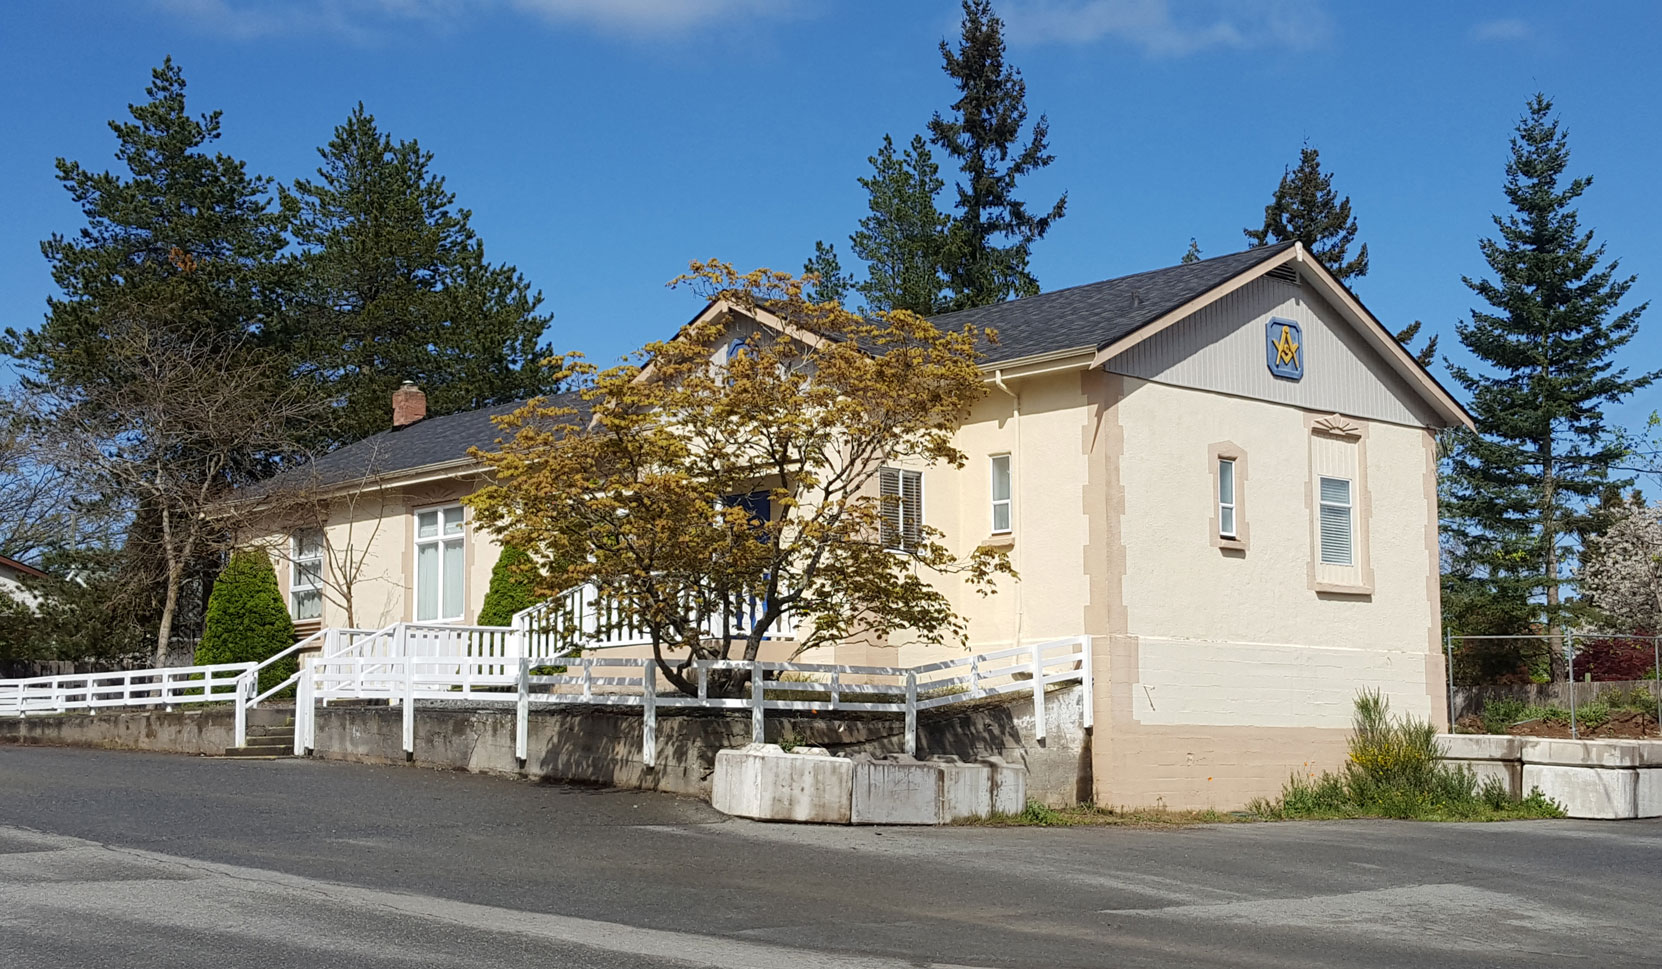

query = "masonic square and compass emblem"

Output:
[[1266, 317, 1304, 381]]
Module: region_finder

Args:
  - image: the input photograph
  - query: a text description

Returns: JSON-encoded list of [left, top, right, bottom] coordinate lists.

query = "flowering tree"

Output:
[[465, 261, 1012, 696], [1580, 495, 1662, 634]]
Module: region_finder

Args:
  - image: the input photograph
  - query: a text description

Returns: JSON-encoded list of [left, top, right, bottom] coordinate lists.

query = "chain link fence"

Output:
[[1445, 633, 1661, 740]]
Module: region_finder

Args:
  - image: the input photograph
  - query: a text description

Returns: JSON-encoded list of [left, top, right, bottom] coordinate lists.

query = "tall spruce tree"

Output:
[[1244, 143, 1368, 281], [282, 104, 556, 446], [849, 134, 952, 315], [928, 0, 1066, 310], [1443, 94, 1657, 676]]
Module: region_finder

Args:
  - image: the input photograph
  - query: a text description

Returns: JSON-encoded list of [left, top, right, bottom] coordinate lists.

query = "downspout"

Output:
[[991, 370, 1023, 654]]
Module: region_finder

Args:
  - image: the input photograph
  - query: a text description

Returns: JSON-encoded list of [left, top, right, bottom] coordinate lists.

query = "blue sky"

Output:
[[3, 0, 1659, 429]]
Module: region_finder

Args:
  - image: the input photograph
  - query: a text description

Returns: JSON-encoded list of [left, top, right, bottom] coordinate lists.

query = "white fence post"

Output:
[[402, 657, 415, 759], [750, 659, 765, 743], [1031, 640, 1046, 744], [1079, 635, 1094, 730], [904, 670, 918, 757], [642, 661, 657, 768], [294, 668, 313, 756], [515, 656, 530, 766], [233, 672, 248, 749]]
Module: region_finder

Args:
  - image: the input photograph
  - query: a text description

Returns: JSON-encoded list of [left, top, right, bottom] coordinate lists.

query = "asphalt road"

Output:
[[1, 746, 1659, 969]]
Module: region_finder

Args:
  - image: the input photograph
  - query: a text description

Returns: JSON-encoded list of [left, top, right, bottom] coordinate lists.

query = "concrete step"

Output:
[[245, 726, 294, 739], [223, 737, 294, 757]]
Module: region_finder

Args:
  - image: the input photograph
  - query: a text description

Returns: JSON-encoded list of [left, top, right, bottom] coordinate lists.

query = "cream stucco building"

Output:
[[252, 241, 1470, 809]]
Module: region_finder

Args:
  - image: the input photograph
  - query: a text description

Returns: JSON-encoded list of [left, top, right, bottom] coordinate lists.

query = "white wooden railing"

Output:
[[512, 581, 798, 656], [0, 662, 260, 749], [294, 635, 1093, 768]]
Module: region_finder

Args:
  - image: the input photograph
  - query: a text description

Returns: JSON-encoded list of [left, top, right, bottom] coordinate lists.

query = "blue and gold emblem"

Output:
[[1266, 318, 1303, 380]]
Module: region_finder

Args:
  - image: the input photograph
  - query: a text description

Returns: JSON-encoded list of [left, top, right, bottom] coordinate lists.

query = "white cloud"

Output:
[[1470, 18, 1530, 43], [151, 0, 800, 42], [1000, 0, 1333, 57]]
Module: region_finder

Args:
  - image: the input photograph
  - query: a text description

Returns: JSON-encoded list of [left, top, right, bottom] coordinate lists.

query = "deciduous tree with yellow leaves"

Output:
[[466, 261, 1011, 696]]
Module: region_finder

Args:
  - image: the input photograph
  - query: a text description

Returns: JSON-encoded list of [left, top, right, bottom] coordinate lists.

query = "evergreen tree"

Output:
[[928, 0, 1067, 310], [802, 240, 851, 306], [1181, 238, 1202, 264], [1443, 94, 1658, 677], [1244, 143, 1368, 282], [1393, 320, 1439, 368], [849, 134, 952, 315], [477, 544, 541, 626], [196, 550, 296, 694], [282, 104, 556, 446], [6, 57, 286, 406]]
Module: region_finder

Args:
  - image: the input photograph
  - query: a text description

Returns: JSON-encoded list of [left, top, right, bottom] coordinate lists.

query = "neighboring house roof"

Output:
[[931, 242, 1299, 366], [0, 554, 48, 581], [264, 391, 588, 493]]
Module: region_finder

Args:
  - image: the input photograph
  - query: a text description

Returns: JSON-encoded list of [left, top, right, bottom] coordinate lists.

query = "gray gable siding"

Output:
[[1100, 276, 1443, 428]]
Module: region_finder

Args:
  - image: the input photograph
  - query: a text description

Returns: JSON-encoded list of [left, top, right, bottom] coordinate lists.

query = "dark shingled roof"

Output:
[[270, 390, 587, 491], [930, 242, 1298, 365]]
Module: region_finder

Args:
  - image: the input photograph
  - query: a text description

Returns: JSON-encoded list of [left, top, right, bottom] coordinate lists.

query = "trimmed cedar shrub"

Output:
[[196, 549, 297, 694], [477, 544, 539, 626]]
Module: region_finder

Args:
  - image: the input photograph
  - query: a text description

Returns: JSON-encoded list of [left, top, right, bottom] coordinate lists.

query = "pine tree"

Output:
[[477, 544, 541, 626], [1244, 143, 1368, 282], [6, 58, 286, 405], [1181, 238, 1202, 264], [1393, 320, 1439, 368], [282, 104, 556, 447], [197, 550, 296, 694], [928, 0, 1067, 310], [802, 240, 851, 306], [1443, 94, 1658, 676], [849, 134, 952, 315]]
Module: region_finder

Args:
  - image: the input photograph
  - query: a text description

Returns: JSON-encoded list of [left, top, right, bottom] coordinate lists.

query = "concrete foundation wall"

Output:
[[308, 683, 1090, 804], [0, 708, 243, 756]]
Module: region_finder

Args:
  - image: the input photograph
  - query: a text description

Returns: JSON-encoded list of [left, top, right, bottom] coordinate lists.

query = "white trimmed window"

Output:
[[989, 455, 1012, 534], [879, 468, 923, 551], [415, 505, 466, 622], [1218, 458, 1238, 539], [1318, 476, 1354, 566], [291, 529, 324, 621]]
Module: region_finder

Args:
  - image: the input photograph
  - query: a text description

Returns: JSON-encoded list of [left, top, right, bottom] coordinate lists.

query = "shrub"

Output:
[[477, 544, 540, 627], [196, 550, 296, 695], [1481, 697, 1530, 733], [1251, 691, 1566, 822]]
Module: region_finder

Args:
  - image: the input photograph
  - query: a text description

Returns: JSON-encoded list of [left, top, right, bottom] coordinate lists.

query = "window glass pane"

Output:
[[991, 456, 1011, 502], [992, 502, 1011, 533], [442, 539, 465, 618], [417, 511, 438, 539], [293, 589, 322, 621], [295, 561, 322, 589], [443, 506, 464, 535], [1320, 505, 1353, 565], [1220, 505, 1236, 537], [1218, 459, 1235, 504], [1319, 476, 1350, 506], [294, 529, 323, 559], [416, 541, 439, 620]]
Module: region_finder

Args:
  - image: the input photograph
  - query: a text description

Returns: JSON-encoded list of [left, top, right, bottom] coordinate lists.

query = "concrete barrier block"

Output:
[[1521, 739, 1643, 769], [1445, 758, 1520, 800], [711, 743, 852, 824], [1522, 764, 1637, 820], [1636, 770, 1662, 819], [851, 754, 942, 825], [1438, 733, 1521, 761], [929, 756, 992, 822], [979, 756, 1028, 816]]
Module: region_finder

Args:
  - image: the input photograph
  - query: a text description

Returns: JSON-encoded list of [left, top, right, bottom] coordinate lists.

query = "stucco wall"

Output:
[[255, 476, 505, 631]]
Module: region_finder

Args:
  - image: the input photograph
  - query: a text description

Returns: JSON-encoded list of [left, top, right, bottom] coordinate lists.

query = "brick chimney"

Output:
[[392, 381, 427, 428]]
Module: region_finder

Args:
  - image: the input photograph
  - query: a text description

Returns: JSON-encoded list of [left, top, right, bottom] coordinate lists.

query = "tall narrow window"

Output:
[[415, 505, 466, 621], [879, 468, 923, 551], [1218, 458, 1237, 539], [291, 529, 324, 621], [989, 455, 1012, 534], [1318, 476, 1354, 565]]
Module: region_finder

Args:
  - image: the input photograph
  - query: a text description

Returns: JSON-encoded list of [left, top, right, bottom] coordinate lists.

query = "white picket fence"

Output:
[[512, 581, 798, 656], [295, 635, 1093, 767]]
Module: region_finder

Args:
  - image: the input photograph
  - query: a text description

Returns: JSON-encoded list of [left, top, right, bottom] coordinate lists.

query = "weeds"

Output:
[[1476, 687, 1660, 733], [975, 801, 1240, 828], [1249, 690, 1565, 822]]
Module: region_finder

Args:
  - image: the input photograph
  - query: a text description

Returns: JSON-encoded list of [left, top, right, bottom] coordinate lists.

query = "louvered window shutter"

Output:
[[1318, 476, 1353, 565], [880, 468, 902, 550], [901, 470, 923, 550]]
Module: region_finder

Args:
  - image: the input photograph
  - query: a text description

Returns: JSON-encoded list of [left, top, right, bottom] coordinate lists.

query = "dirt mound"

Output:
[[1506, 710, 1659, 739]]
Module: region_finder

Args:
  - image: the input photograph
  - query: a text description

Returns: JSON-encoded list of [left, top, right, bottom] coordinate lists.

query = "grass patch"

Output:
[[1248, 690, 1566, 822], [971, 801, 1244, 828], [1473, 687, 1659, 734]]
